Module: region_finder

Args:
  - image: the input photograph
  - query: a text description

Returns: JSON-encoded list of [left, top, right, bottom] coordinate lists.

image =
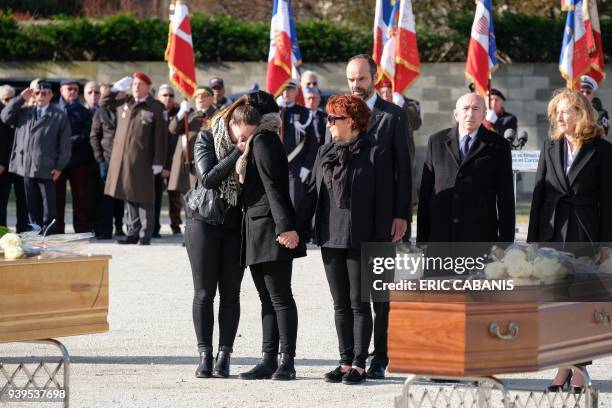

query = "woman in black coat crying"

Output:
[[528, 88, 612, 392], [297, 95, 393, 385], [237, 90, 306, 381]]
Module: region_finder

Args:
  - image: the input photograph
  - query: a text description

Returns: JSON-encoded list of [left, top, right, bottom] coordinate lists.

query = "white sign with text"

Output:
[[511, 150, 540, 172]]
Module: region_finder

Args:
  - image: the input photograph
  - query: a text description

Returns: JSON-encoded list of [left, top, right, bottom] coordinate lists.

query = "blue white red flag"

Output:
[[465, 0, 498, 98], [266, 0, 302, 96]]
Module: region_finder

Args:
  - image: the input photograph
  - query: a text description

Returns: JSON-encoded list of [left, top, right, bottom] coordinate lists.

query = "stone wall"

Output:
[[1, 61, 610, 195]]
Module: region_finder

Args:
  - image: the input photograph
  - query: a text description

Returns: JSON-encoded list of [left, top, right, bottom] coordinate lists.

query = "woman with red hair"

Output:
[[298, 95, 393, 385]]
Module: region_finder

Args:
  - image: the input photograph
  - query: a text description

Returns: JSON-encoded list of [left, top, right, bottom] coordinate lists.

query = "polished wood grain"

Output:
[[0, 255, 110, 343], [388, 300, 612, 376]]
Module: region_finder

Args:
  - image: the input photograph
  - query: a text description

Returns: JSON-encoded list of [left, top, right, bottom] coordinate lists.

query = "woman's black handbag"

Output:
[[184, 181, 228, 226]]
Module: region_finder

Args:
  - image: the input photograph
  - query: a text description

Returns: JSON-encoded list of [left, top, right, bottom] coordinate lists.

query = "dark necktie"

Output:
[[460, 135, 472, 162], [36, 108, 42, 120]]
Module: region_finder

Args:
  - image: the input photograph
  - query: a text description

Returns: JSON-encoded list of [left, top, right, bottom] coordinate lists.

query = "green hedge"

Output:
[[0, 12, 610, 62]]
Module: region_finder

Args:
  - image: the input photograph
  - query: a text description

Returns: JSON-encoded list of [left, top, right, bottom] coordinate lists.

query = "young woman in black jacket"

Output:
[[185, 95, 261, 378], [298, 95, 393, 385], [236, 91, 306, 381]]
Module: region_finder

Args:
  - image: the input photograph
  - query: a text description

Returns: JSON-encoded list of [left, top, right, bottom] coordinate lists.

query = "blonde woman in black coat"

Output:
[[528, 88, 612, 392]]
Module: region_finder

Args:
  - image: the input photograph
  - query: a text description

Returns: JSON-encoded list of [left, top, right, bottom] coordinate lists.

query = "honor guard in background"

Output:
[[167, 85, 217, 232], [484, 88, 518, 136], [303, 86, 327, 147], [580, 75, 609, 137], [101, 72, 166, 245], [279, 79, 318, 208]]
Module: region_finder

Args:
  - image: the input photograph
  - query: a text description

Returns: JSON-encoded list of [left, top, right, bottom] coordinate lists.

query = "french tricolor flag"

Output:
[[560, 0, 606, 89], [372, 0, 393, 84], [266, 0, 302, 97], [465, 0, 498, 98]]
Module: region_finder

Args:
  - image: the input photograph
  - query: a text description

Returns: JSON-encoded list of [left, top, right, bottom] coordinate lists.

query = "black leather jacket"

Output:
[[192, 130, 242, 228]]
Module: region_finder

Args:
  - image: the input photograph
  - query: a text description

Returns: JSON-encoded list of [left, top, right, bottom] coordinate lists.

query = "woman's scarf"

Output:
[[235, 112, 282, 184], [211, 116, 241, 206], [320, 137, 366, 209]]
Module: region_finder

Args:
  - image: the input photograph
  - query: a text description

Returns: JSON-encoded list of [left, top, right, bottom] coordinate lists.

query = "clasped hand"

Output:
[[277, 230, 299, 249]]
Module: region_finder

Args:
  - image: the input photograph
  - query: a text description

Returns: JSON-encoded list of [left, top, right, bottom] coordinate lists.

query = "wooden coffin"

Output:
[[0, 255, 110, 343], [388, 297, 612, 377]]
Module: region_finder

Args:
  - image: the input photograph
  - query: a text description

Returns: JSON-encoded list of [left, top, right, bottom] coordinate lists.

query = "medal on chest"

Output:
[[121, 105, 128, 119]]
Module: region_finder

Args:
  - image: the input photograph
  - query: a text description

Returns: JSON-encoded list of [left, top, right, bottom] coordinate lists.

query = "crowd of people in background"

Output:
[[0, 57, 610, 387]]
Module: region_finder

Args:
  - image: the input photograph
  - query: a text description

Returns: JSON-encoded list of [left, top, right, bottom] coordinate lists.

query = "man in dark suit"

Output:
[[417, 93, 515, 244], [279, 79, 318, 208], [345, 54, 412, 379]]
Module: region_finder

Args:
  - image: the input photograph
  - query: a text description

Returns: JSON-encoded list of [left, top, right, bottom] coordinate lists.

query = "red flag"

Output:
[[394, 0, 420, 94], [582, 0, 606, 84], [165, 1, 196, 98]]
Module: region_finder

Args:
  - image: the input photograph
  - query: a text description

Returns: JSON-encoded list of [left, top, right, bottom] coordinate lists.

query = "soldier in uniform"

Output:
[[209, 77, 231, 111], [101, 72, 166, 245], [580, 75, 609, 137], [303, 86, 327, 147], [279, 79, 318, 208], [167, 85, 217, 232], [485, 88, 517, 136]]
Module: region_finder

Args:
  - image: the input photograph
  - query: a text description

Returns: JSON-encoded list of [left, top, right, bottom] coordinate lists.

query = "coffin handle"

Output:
[[488, 321, 519, 340], [593, 308, 611, 325]]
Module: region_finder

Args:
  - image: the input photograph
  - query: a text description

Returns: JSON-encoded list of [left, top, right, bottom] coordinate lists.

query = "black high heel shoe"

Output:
[[547, 369, 572, 392]]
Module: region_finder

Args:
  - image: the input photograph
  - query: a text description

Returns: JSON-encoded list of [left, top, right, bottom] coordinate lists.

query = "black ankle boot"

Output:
[[212, 351, 231, 378], [195, 352, 213, 378], [239, 352, 278, 380], [272, 353, 296, 381]]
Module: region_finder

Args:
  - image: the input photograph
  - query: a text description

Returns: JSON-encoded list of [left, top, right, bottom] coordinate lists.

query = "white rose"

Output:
[[0, 233, 21, 249], [533, 257, 567, 284], [484, 261, 507, 279], [4, 245, 23, 260], [503, 248, 527, 265], [507, 260, 534, 278], [599, 257, 612, 274]]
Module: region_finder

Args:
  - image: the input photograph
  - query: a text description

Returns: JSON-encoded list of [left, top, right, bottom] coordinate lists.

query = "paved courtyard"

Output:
[[1, 220, 611, 407]]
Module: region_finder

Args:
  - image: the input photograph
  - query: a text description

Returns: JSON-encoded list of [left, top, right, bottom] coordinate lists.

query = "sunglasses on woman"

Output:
[[327, 115, 347, 126]]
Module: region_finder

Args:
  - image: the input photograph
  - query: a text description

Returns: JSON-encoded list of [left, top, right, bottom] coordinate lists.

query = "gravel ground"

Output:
[[1, 221, 611, 407]]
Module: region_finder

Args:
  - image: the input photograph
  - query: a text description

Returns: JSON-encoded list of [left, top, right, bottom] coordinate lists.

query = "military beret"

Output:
[[490, 88, 506, 101], [194, 86, 213, 96], [284, 79, 298, 90], [133, 71, 152, 86]]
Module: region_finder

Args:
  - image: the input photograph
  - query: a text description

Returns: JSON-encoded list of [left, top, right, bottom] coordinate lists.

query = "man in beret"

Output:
[[1, 81, 71, 233], [580, 75, 609, 136], [54, 78, 96, 234], [278, 79, 317, 208], [101, 72, 167, 245], [209, 77, 231, 111], [484, 88, 517, 137]]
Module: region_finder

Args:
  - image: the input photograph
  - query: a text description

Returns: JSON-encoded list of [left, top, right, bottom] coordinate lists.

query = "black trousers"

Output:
[[0, 172, 29, 232], [153, 174, 164, 235], [250, 260, 298, 356], [95, 162, 125, 235], [321, 247, 372, 369], [371, 301, 389, 365], [185, 216, 244, 353], [23, 177, 56, 233]]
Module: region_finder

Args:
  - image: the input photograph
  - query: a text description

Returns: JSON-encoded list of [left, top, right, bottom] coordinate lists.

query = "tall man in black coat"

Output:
[[345, 54, 412, 379], [417, 93, 515, 244]]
